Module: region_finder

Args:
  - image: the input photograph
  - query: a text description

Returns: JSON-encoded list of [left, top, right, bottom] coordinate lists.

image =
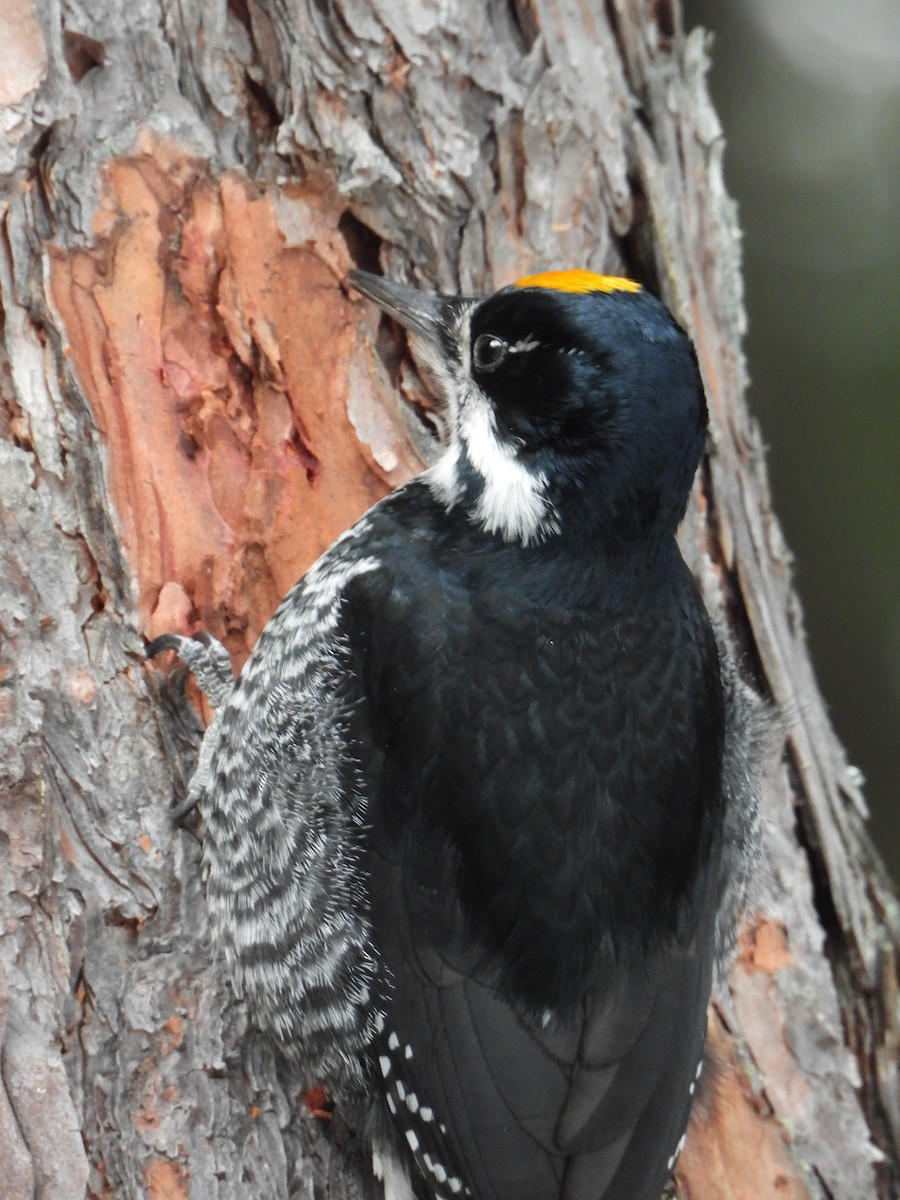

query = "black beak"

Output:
[[348, 269, 452, 346]]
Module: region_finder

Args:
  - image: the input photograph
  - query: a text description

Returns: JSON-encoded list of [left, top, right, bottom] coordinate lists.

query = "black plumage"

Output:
[[336, 487, 722, 1200], [153, 268, 763, 1200]]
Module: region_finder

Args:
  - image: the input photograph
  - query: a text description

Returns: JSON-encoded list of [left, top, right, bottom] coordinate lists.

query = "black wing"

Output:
[[366, 876, 713, 1200], [340, 512, 723, 1200]]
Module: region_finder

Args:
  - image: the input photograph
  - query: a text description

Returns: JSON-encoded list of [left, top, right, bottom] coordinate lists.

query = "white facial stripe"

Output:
[[459, 391, 559, 546], [422, 303, 470, 515], [420, 302, 559, 546]]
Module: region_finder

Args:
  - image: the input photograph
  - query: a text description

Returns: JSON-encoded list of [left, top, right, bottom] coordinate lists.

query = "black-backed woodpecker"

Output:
[[151, 268, 765, 1200]]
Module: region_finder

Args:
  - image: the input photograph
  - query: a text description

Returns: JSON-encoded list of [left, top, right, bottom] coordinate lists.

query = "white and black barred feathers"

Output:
[[198, 524, 383, 1089]]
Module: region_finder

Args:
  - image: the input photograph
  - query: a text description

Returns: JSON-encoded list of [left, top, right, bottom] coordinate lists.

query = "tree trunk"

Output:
[[0, 1, 896, 1198]]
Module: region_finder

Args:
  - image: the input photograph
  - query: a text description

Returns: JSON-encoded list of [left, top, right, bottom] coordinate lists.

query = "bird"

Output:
[[149, 266, 764, 1200]]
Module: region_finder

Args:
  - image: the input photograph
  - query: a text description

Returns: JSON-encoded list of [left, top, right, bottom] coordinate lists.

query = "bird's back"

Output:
[[336, 488, 725, 1200]]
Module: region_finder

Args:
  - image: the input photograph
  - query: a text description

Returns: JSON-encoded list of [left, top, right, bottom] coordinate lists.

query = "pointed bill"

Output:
[[347, 270, 452, 345]]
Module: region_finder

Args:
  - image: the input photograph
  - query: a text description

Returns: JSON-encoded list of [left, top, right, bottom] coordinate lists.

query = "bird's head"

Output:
[[349, 268, 707, 553]]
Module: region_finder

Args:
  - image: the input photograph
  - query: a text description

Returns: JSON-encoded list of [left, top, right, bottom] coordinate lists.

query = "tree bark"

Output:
[[0, 1, 896, 1198]]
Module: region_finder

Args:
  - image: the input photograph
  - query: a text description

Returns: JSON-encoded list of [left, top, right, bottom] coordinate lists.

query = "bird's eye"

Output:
[[472, 334, 508, 373]]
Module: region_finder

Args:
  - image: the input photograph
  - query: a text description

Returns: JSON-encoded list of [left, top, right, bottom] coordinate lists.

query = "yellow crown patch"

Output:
[[513, 269, 641, 295]]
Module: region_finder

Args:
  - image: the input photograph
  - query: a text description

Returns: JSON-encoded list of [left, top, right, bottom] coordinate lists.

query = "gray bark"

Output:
[[0, 1, 896, 1198]]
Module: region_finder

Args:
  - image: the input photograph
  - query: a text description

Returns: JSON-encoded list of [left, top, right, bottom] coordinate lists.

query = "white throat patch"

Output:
[[458, 392, 559, 546], [422, 306, 560, 547]]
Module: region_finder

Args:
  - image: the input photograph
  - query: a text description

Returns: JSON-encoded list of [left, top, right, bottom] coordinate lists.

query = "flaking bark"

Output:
[[0, 1, 896, 1198]]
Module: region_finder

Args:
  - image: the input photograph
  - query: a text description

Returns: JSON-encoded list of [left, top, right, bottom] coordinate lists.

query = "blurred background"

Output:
[[685, 0, 900, 881]]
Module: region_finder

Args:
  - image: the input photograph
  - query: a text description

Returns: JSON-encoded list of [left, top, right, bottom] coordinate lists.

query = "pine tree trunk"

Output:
[[1, 1, 896, 1198]]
